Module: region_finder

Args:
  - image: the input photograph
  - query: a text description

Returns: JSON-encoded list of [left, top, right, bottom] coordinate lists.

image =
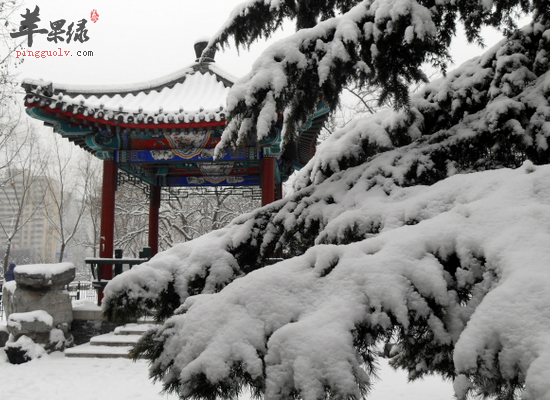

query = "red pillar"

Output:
[[148, 184, 161, 257], [98, 160, 117, 304], [261, 157, 276, 206]]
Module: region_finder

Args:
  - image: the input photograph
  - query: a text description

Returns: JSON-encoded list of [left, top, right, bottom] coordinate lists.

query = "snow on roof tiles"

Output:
[[22, 61, 235, 126]]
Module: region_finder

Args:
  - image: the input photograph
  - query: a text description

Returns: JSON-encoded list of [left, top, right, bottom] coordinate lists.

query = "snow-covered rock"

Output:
[[7, 310, 53, 343], [14, 263, 75, 290], [5, 335, 47, 364], [3, 263, 75, 350]]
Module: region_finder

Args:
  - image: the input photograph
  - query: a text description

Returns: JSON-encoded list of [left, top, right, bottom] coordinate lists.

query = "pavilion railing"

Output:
[[86, 248, 151, 291]]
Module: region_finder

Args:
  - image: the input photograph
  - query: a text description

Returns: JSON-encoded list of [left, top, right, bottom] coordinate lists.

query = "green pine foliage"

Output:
[[104, 3, 550, 399], [215, 0, 537, 150], [103, 280, 180, 324], [102, 206, 287, 324], [105, 8, 550, 328]]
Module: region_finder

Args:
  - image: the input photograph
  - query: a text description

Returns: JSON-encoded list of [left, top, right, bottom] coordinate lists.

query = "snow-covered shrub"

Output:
[[5, 335, 47, 364]]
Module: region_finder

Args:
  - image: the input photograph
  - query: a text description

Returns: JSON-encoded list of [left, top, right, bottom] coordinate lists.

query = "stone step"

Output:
[[90, 332, 141, 347], [137, 316, 156, 324], [65, 343, 135, 359], [114, 323, 157, 336], [64, 322, 158, 359]]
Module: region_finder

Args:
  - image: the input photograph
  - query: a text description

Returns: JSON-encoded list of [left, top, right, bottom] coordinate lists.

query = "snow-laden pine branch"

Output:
[[104, 12, 550, 400], [114, 160, 550, 399], [213, 0, 537, 150]]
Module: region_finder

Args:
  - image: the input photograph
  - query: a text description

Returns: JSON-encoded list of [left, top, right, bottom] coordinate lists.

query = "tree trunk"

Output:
[[58, 242, 66, 263], [3, 239, 12, 276]]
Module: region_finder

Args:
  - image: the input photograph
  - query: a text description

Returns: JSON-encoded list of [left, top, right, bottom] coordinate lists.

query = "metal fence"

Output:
[[68, 281, 98, 303]]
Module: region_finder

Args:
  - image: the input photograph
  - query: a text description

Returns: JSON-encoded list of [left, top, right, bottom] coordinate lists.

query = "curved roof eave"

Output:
[[22, 61, 236, 126], [22, 61, 235, 97]]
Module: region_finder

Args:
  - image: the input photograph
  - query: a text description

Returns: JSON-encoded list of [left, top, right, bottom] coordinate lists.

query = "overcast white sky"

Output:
[[12, 0, 286, 85], [11, 0, 529, 88]]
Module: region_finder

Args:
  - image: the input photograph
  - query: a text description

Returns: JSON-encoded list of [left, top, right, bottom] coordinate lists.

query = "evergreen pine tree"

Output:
[[103, 1, 550, 399]]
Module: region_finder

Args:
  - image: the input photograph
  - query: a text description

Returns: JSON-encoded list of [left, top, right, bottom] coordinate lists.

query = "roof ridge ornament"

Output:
[[194, 39, 216, 64]]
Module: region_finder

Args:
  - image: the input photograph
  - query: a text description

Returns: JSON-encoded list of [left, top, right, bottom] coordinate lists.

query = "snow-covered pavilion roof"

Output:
[[21, 42, 329, 188], [22, 52, 235, 127]]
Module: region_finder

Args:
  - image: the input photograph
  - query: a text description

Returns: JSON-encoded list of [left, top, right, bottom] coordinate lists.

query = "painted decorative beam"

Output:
[[116, 147, 260, 163]]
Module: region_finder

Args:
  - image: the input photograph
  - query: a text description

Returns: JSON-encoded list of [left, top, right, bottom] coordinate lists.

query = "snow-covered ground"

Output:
[[0, 294, 454, 399], [0, 346, 454, 400]]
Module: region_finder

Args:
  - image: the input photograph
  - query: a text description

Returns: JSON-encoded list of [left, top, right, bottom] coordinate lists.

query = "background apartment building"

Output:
[[1, 170, 60, 266]]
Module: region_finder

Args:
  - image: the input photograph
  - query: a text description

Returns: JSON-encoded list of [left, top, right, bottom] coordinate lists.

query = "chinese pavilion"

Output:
[[22, 41, 329, 274]]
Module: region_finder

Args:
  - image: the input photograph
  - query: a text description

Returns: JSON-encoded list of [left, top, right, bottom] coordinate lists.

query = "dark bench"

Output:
[[86, 249, 150, 290]]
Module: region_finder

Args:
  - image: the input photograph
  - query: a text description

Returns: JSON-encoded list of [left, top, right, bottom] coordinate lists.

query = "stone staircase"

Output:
[[65, 322, 156, 359]]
